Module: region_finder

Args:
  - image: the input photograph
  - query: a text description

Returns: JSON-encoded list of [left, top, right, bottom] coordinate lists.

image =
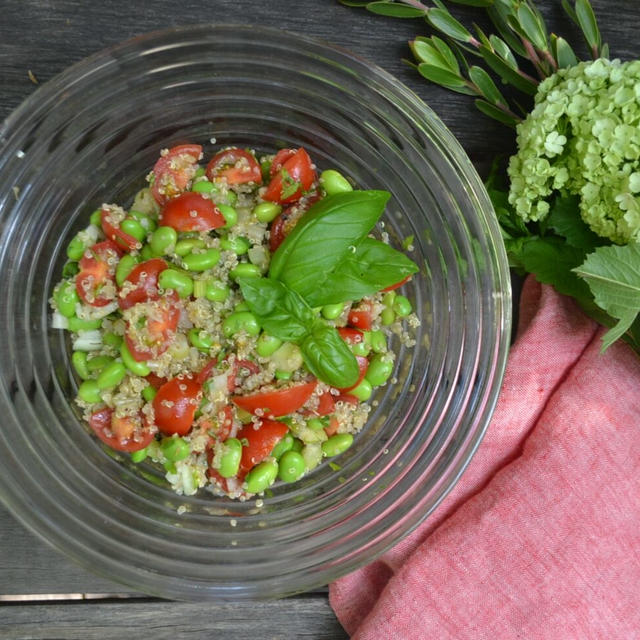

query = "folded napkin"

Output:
[[330, 276, 640, 639]]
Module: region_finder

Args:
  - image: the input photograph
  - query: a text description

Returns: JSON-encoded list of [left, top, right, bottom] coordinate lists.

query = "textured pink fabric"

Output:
[[330, 276, 640, 639]]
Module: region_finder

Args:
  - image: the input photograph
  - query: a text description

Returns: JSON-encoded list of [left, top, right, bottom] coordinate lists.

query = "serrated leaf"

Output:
[[552, 35, 579, 68], [427, 8, 475, 43], [489, 34, 519, 69], [411, 38, 459, 73], [516, 3, 549, 51], [469, 66, 504, 105], [479, 45, 538, 95], [418, 63, 476, 94], [575, 0, 601, 52], [545, 195, 602, 250], [366, 1, 425, 18], [475, 99, 518, 127]]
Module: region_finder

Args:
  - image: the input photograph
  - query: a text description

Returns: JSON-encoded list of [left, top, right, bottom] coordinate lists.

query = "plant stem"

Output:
[[521, 37, 547, 79], [540, 47, 558, 72], [400, 0, 431, 12]]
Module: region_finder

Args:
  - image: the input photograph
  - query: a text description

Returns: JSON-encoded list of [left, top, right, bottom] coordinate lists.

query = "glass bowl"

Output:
[[0, 25, 511, 600]]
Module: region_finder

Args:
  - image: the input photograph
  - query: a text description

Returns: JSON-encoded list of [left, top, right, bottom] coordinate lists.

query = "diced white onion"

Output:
[[51, 311, 69, 330], [75, 300, 118, 320], [72, 330, 103, 352], [248, 245, 269, 272]]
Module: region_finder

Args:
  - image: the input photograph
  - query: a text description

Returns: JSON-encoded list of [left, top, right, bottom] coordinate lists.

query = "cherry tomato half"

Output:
[[324, 416, 341, 438], [76, 240, 121, 307], [118, 258, 168, 310], [263, 148, 316, 204], [348, 305, 373, 331], [206, 148, 262, 186], [145, 372, 167, 390], [158, 192, 226, 232], [270, 148, 296, 176], [236, 419, 289, 473], [338, 328, 364, 345], [337, 355, 369, 393], [227, 359, 261, 393], [88, 408, 155, 452], [151, 144, 202, 205], [232, 381, 317, 417], [152, 376, 202, 436], [268, 192, 323, 252], [101, 208, 139, 252]]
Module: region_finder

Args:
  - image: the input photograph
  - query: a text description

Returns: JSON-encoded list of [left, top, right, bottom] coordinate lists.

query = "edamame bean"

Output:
[[307, 418, 326, 431], [150, 226, 177, 256], [71, 351, 90, 380], [234, 301, 250, 312], [54, 280, 79, 318], [220, 236, 249, 255], [321, 303, 344, 320], [322, 433, 354, 457], [160, 437, 190, 462], [230, 263, 261, 280], [140, 244, 153, 261], [204, 280, 229, 302], [291, 437, 304, 453], [89, 209, 102, 226], [271, 432, 294, 459], [120, 218, 146, 242], [86, 355, 114, 373], [245, 460, 279, 494], [351, 341, 370, 357], [130, 448, 148, 463], [320, 169, 353, 195], [225, 190, 238, 206], [366, 354, 394, 387], [278, 450, 306, 482], [174, 238, 206, 256], [222, 311, 261, 337], [158, 268, 194, 298], [256, 333, 282, 358], [382, 291, 396, 307], [96, 360, 126, 390], [103, 332, 123, 349], [191, 179, 218, 195], [120, 341, 150, 376], [77, 380, 102, 404], [128, 209, 157, 232], [275, 370, 291, 380], [66, 234, 87, 261], [68, 316, 103, 332], [393, 295, 412, 317], [182, 248, 221, 271], [370, 329, 387, 353], [381, 307, 396, 326], [350, 378, 373, 402], [142, 385, 157, 402], [217, 204, 238, 228], [253, 202, 281, 223], [188, 328, 213, 352], [194, 167, 206, 178], [62, 261, 79, 278], [217, 438, 243, 478], [260, 160, 272, 179], [116, 254, 138, 286]]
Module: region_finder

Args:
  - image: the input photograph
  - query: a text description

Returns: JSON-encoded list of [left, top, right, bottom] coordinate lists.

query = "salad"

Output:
[[51, 144, 419, 499]]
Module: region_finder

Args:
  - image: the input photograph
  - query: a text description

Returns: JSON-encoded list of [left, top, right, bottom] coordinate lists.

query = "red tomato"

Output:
[[206, 148, 262, 185], [268, 192, 323, 252], [348, 305, 373, 331], [237, 419, 289, 473], [337, 356, 369, 393], [145, 373, 167, 390], [196, 358, 219, 385], [226, 359, 261, 393], [88, 408, 155, 452], [101, 208, 139, 252], [75, 240, 121, 307], [382, 275, 412, 292], [324, 416, 341, 437], [232, 381, 317, 417], [158, 192, 226, 232], [151, 144, 202, 205], [315, 391, 336, 416], [270, 148, 296, 176], [152, 376, 202, 436], [335, 393, 359, 406], [118, 258, 168, 310], [338, 328, 364, 345], [263, 148, 316, 204], [124, 292, 180, 361]]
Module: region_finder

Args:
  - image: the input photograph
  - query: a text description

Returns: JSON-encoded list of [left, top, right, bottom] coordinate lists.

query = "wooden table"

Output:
[[0, 1, 635, 637]]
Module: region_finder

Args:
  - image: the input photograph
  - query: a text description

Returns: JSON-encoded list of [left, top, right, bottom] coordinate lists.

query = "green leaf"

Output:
[[301, 325, 360, 388], [489, 34, 519, 69], [545, 195, 602, 251], [411, 38, 459, 73], [469, 66, 505, 105], [475, 99, 518, 127], [426, 8, 475, 43], [575, 0, 601, 53], [560, 0, 578, 25], [447, 0, 493, 6], [516, 3, 549, 52], [487, 1, 528, 57], [431, 36, 461, 69], [600, 309, 637, 351], [417, 63, 475, 94], [552, 35, 579, 69], [366, 1, 425, 18], [479, 45, 538, 95]]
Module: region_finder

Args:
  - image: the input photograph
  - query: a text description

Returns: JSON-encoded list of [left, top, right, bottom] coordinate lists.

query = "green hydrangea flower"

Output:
[[508, 58, 640, 244]]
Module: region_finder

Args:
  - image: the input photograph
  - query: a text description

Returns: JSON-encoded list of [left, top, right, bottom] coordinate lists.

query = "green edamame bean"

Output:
[[222, 311, 261, 337], [68, 316, 103, 332], [253, 201, 281, 223], [217, 438, 243, 478], [271, 432, 294, 459], [366, 354, 394, 387], [321, 303, 344, 320], [220, 236, 250, 255], [291, 437, 304, 453], [128, 209, 157, 232], [55, 281, 79, 318], [158, 268, 194, 298], [350, 378, 373, 402], [150, 226, 177, 256], [160, 437, 190, 462], [275, 370, 291, 380], [116, 254, 138, 286], [66, 234, 87, 261], [89, 209, 102, 226], [260, 160, 272, 180], [217, 204, 238, 228], [62, 261, 79, 278], [245, 460, 279, 494], [234, 301, 250, 312], [86, 355, 114, 373], [103, 332, 123, 349], [320, 169, 353, 195], [130, 448, 148, 463], [351, 341, 370, 357], [77, 379, 102, 404], [142, 385, 157, 403], [188, 328, 213, 352], [174, 238, 206, 257], [322, 433, 354, 457], [256, 333, 282, 358], [382, 291, 396, 307], [225, 190, 238, 206], [120, 218, 146, 242], [370, 330, 387, 353], [381, 307, 396, 326], [204, 280, 229, 302], [140, 244, 153, 261], [120, 341, 150, 376], [71, 351, 90, 380], [230, 263, 261, 280], [307, 418, 326, 431], [182, 248, 221, 271], [278, 450, 306, 482], [393, 295, 412, 317], [96, 360, 126, 390], [194, 167, 206, 178], [191, 179, 218, 195]]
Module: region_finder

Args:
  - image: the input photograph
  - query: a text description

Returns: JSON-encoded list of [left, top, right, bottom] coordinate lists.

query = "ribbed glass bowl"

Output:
[[0, 25, 510, 600]]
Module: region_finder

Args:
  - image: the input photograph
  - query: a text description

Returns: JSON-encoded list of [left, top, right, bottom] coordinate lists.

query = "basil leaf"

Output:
[[305, 237, 419, 306], [301, 324, 360, 388]]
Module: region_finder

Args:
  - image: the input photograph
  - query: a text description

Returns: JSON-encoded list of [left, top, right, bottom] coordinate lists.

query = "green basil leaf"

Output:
[[301, 325, 360, 388]]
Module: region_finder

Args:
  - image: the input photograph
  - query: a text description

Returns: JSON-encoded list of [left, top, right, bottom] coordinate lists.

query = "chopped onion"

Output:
[[248, 245, 269, 272], [75, 300, 119, 320], [72, 330, 103, 352], [51, 311, 69, 330]]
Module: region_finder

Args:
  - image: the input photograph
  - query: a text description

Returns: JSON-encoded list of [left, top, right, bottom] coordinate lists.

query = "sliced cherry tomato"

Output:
[[270, 148, 296, 176], [88, 408, 155, 452], [101, 207, 139, 252], [215, 405, 234, 442], [338, 328, 364, 345], [158, 192, 226, 232], [324, 416, 341, 437], [76, 240, 121, 307], [196, 358, 219, 385], [348, 305, 373, 331], [237, 419, 289, 473], [206, 148, 262, 185], [337, 356, 369, 393], [118, 258, 168, 310], [227, 359, 261, 393], [207, 464, 232, 492], [335, 393, 359, 406], [152, 376, 201, 436], [124, 292, 180, 361], [232, 381, 317, 417], [151, 144, 202, 205], [382, 275, 412, 292], [315, 391, 336, 416], [268, 192, 323, 252], [263, 148, 316, 204], [145, 373, 167, 390]]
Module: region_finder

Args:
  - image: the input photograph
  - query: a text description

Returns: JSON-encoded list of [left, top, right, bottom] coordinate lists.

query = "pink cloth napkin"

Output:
[[330, 276, 640, 639]]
